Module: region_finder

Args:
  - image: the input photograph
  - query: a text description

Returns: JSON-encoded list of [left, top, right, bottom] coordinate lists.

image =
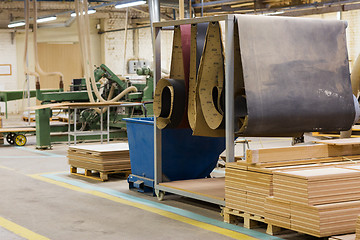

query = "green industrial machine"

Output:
[[35, 64, 154, 149]]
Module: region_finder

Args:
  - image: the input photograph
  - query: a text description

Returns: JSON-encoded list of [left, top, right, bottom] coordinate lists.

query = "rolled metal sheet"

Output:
[[235, 15, 355, 137]]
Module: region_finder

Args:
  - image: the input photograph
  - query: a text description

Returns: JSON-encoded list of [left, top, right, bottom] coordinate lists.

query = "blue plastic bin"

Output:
[[124, 117, 225, 191]]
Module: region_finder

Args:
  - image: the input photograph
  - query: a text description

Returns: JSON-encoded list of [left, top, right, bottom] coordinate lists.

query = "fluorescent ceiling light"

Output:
[[71, 9, 96, 17], [115, 1, 146, 9], [263, 11, 285, 16], [8, 22, 25, 28], [37, 16, 57, 23]]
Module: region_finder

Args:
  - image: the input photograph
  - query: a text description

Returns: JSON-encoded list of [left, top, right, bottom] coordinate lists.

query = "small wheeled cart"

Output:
[[0, 128, 36, 146]]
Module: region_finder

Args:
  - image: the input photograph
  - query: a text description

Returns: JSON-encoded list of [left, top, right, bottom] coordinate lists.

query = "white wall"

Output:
[[0, 32, 18, 114], [102, 17, 173, 76]]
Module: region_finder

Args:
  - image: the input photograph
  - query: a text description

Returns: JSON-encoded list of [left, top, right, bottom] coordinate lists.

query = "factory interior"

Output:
[[3, 0, 360, 239]]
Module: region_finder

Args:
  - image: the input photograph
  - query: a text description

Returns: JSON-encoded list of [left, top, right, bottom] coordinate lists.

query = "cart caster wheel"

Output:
[[15, 134, 27, 146], [156, 190, 165, 201], [6, 133, 17, 145]]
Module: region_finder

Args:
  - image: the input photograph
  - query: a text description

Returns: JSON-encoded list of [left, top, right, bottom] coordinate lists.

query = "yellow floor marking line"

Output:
[[0, 216, 49, 240], [0, 165, 14, 171], [29, 173, 257, 240]]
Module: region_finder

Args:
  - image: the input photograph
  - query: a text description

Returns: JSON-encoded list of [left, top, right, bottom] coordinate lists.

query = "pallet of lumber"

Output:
[[67, 143, 131, 173], [291, 201, 360, 237], [273, 167, 360, 205], [225, 163, 247, 212], [264, 196, 291, 229]]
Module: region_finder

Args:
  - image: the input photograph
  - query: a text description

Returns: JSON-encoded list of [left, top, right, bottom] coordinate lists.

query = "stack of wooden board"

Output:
[[291, 200, 360, 237], [225, 138, 360, 238], [225, 163, 247, 212], [273, 167, 360, 205], [245, 167, 273, 216], [264, 196, 291, 229], [68, 143, 131, 172]]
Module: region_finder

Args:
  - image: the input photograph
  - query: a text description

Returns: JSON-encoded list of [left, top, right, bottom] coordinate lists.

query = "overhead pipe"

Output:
[[24, 0, 40, 88], [32, 0, 64, 90], [75, 0, 137, 115]]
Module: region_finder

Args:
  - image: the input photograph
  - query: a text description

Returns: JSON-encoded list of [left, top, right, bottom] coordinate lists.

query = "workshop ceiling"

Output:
[[1, 0, 360, 29]]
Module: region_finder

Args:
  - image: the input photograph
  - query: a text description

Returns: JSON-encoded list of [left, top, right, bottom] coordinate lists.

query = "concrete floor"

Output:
[[0, 114, 325, 240]]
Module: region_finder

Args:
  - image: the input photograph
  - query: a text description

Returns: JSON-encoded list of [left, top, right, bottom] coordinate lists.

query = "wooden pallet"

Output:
[[223, 207, 282, 235], [22, 116, 36, 122], [22, 116, 58, 122], [70, 166, 131, 181], [58, 117, 69, 122]]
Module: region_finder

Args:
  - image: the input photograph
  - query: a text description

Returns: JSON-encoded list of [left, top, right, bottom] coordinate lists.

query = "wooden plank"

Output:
[[159, 177, 225, 200], [68, 143, 129, 154], [0, 128, 36, 133], [246, 144, 360, 165], [314, 139, 360, 146], [28, 101, 134, 110], [246, 144, 328, 164]]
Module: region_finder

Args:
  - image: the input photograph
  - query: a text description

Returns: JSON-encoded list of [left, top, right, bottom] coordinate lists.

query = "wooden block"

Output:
[[243, 213, 259, 229], [85, 169, 92, 176], [314, 138, 360, 146], [266, 224, 283, 236], [246, 143, 360, 165], [246, 144, 329, 164]]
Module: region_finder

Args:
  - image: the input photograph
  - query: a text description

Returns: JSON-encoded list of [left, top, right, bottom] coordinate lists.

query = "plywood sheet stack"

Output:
[[245, 167, 273, 216], [68, 143, 131, 172], [264, 196, 291, 229], [272, 167, 360, 237], [291, 201, 360, 237], [273, 167, 360, 205], [225, 139, 360, 237], [225, 163, 247, 212]]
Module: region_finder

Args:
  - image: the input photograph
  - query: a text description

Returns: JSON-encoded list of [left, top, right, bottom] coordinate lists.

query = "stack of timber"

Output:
[[273, 167, 360, 237], [225, 163, 246, 212], [225, 139, 360, 238], [68, 143, 131, 180], [273, 167, 360, 205], [264, 196, 291, 229]]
